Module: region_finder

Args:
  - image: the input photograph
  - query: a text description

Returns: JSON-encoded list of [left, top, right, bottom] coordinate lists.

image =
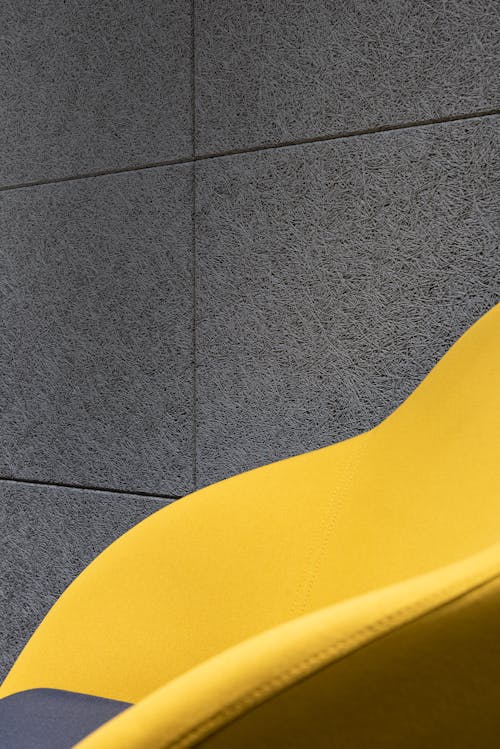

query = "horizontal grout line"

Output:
[[0, 108, 498, 193], [194, 108, 500, 162], [0, 154, 194, 193], [0, 474, 183, 501]]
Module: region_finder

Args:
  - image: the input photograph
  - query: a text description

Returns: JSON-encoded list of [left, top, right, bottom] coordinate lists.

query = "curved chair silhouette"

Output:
[[1, 303, 499, 748]]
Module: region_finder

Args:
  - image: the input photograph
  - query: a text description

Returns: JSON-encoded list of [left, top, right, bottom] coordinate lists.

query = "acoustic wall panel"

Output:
[[0, 164, 194, 496], [0, 0, 192, 186], [195, 0, 499, 154], [195, 116, 499, 486]]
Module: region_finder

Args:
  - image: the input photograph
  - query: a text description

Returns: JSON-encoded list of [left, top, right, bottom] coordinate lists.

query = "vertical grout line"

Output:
[[191, 0, 198, 491]]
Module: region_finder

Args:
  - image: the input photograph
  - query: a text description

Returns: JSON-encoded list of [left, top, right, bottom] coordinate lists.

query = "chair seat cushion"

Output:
[[0, 688, 130, 748]]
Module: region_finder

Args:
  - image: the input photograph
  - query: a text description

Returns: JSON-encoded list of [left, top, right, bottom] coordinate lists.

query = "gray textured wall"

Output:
[[1, 0, 499, 680]]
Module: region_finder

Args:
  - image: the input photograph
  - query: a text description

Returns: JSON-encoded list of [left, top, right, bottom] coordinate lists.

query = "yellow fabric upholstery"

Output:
[[76, 546, 500, 748], [1, 303, 499, 747]]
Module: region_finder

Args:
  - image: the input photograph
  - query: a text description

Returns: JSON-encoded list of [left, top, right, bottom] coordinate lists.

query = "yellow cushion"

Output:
[[1, 303, 499, 748]]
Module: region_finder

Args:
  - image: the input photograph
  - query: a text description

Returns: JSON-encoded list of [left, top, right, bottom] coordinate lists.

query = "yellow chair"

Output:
[[1, 303, 499, 748]]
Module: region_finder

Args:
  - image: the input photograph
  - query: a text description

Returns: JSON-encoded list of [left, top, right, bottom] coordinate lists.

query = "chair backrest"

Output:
[[75, 543, 500, 749], [1, 303, 499, 705]]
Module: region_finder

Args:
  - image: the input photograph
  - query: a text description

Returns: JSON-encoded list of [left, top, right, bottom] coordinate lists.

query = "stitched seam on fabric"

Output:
[[165, 563, 500, 749], [290, 440, 365, 619]]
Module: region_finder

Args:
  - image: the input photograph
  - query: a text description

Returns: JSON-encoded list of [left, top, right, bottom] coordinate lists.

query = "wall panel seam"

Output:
[[1, 109, 498, 194], [0, 475, 181, 502]]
